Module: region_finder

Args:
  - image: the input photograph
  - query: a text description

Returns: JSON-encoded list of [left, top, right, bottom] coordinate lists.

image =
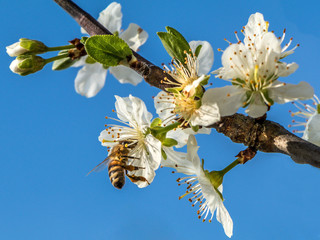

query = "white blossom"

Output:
[[209, 12, 313, 118], [289, 95, 320, 146], [74, 2, 148, 98], [161, 135, 233, 238], [98, 95, 161, 188], [154, 41, 220, 127], [154, 89, 220, 128]]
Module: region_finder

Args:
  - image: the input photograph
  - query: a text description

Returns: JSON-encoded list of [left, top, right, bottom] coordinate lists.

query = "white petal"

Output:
[[97, 2, 122, 33], [161, 147, 196, 175], [190, 101, 220, 126], [277, 62, 298, 77], [303, 114, 320, 146], [120, 23, 148, 51], [74, 63, 107, 98], [216, 202, 233, 238], [6, 42, 27, 57], [197, 170, 233, 238], [145, 135, 162, 170], [269, 81, 314, 104], [128, 135, 161, 188], [245, 93, 268, 118], [109, 65, 143, 85], [203, 86, 246, 116], [154, 91, 175, 121], [166, 128, 189, 148], [71, 56, 87, 68], [244, 12, 267, 45], [189, 40, 214, 75], [217, 43, 253, 80], [114, 95, 152, 126]]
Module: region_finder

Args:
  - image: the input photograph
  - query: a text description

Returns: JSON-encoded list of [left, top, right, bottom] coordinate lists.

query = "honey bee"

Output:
[[88, 141, 150, 189]]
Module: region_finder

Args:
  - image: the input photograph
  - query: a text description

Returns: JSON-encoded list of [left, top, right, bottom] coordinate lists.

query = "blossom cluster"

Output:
[[6, 2, 318, 238]]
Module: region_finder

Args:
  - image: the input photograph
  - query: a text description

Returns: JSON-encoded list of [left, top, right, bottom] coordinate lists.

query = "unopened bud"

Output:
[[9, 55, 46, 76], [6, 38, 48, 57]]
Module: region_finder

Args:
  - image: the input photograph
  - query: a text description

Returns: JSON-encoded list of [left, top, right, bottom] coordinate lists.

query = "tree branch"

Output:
[[53, 0, 320, 168], [53, 0, 176, 91]]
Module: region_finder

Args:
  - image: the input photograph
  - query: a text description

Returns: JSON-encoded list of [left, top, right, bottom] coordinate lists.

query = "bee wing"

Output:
[[87, 156, 111, 175]]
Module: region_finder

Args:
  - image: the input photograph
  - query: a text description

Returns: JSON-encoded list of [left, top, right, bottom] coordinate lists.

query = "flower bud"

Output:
[[9, 55, 46, 76], [6, 38, 48, 57]]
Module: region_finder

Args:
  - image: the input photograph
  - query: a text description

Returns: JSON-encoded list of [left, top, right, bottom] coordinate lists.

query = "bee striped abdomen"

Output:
[[108, 160, 125, 189]]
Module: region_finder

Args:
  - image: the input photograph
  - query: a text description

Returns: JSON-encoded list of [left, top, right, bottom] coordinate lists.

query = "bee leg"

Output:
[[126, 174, 150, 185], [122, 164, 145, 171]]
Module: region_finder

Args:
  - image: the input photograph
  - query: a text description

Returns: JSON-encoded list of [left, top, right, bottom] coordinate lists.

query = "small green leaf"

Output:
[[85, 35, 132, 67], [191, 125, 199, 132], [80, 37, 89, 45], [317, 104, 320, 114], [194, 45, 202, 57], [52, 50, 78, 71], [157, 27, 190, 64], [200, 75, 210, 86], [161, 148, 167, 160], [162, 138, 178, 147], [150, 118, 162, 128], [165, 26, 190, 50]]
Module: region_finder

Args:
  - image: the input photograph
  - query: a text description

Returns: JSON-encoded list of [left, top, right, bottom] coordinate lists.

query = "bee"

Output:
[[88, 141, 149, 189]]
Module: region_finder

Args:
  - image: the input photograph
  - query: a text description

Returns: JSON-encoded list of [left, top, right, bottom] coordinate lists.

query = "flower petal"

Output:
[[269, 81, 314, 104], [120, 23, 148, 51], [203, 86, 246, 116], [190, 101, 220, 126], [303, 114, 320, 146], [244, 12, 267, 45], [154, 91, 175, 121], [245, 93, 268, 118], [97, 2, 122, 33], [128, 135, 161, 188], [114, 95, 152, 127], [189, 40, 214, 75], [109, 65, 143, 85], [277, 62, 298, 77], [74, 63, 107, 98]]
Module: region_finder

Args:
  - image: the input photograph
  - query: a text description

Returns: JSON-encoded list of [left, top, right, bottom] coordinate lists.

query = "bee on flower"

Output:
[[206, 12, 314, 118], [289, 95, 320, 146], [95, 95, 162, 188]]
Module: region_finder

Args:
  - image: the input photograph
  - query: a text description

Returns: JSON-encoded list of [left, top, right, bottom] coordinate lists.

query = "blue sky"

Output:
[[1, 0, 320, 239]]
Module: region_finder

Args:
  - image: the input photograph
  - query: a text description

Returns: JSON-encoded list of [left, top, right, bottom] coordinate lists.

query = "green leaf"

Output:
[[85, 35, 132, 67], [150, 118, 162, 128], [161, 148, 167, 160], [191, 125, 199, 132], [85, 56, 96, 64], [157, 27, 190, 64], [162, 138, 178, 147], [80, 37, 89, 45], [165, 26, 190, 50], [52, 50, 78, 71], [194, 45, 202, 57]]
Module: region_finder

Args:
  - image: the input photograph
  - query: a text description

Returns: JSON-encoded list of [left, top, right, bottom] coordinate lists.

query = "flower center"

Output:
[[174, 93, 200, 126], [161, 50, 200, 89]]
